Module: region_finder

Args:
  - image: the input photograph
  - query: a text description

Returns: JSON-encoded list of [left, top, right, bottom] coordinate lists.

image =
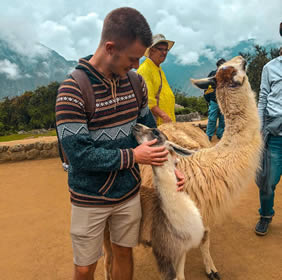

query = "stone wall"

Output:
[[176, 112, 201, 122], [0, 139, 59, 163]]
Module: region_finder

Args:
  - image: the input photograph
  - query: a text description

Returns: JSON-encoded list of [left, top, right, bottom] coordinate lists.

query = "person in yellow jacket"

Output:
[[137, 34, 176, 126]]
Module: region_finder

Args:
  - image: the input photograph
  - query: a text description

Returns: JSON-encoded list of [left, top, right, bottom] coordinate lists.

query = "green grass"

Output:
[[0, 130, 57, 142]]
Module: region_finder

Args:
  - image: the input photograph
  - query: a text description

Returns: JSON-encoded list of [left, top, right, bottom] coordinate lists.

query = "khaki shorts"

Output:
[[70, 193, 141, 266]]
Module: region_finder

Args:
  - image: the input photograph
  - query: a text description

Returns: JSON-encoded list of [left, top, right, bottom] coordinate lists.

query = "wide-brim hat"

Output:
[[144, 34, 175, 57]]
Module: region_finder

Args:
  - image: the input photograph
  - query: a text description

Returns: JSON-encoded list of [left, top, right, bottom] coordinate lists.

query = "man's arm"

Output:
[[148, 73, 172, 122], [258, 65, 270, 130], [56, 78, 135, 172], [150, 106, 172, 123], [138, 67, 171, 123]]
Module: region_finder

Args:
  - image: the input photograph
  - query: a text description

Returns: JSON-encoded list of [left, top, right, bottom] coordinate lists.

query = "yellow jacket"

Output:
[[137, 58, 175, 126]]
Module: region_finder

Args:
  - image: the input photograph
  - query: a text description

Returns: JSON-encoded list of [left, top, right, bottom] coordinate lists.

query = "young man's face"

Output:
[[109, 39, 147, 77]]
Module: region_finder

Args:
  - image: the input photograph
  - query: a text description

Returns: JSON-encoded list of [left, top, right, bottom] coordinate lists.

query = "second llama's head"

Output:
[[132, 124, 195, 158]]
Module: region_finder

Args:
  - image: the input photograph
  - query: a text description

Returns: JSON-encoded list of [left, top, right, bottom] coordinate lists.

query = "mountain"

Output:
[[0, 39, 76, 99], [0, 38, 279, 99]]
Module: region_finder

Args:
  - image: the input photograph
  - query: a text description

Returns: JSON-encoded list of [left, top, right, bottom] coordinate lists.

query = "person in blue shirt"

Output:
[[255, 47, 282, 236], [204, 58, 226, 141]]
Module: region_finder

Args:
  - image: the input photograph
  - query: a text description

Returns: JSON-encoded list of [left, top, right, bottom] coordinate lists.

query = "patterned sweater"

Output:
[[56, 55, 156, 207]]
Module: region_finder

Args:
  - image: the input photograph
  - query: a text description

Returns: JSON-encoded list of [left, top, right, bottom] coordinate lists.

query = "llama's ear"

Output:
[[167, 141, 195, 156], [191, 76, 216, 90]]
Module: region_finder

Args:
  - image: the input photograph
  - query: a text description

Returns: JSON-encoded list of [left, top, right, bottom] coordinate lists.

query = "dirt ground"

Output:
[[1, 157, 282, 280]]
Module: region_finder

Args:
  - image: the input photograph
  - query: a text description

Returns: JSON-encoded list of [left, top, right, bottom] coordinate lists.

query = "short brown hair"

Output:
[[100, 7, 152, 49]]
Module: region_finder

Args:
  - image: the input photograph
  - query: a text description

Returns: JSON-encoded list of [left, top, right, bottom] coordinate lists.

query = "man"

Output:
[[203, 58, 226, 141], [255, 46, 282, 236], [56, 8, 184, 280], [137, 34, 176, 126]]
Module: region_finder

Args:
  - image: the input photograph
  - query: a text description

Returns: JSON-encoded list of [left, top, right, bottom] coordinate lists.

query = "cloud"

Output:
[[36, 72, 49, 78], [0, 0, 281, 64], [0, 17, 50, 58], [0, 59, 21, 79], [35, 12, 103, 59]]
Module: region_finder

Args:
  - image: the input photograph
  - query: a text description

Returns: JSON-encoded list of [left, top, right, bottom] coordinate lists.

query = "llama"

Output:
[[158, 122, 211, 150], [137, 56, 262, 279], [139, 121, 211, 187], [104, 132, 204, 280]]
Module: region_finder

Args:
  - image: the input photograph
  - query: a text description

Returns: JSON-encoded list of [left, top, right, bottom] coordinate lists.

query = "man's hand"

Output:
[[133, 139, 168, 166], [162, 114, 172, 123], [175, 168, 185, 192], [151, 106, 172, 123]]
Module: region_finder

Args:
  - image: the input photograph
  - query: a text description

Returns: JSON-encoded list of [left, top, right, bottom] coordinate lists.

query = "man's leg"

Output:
[[256, 136, 282, 235], [70, 205, 111, 278], [111, 244, 133, 280], [73, 263, 97, 280], [216, 111, 225, 139], [206, 101, 219, 140], [108, 194, 142, 280]]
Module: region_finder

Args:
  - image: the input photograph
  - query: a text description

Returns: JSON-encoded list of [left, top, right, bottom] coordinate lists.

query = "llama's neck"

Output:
[[152, 157, 203, 238], [152, 157, 177, 193], [183, 82, 262, 224], [217, 82, 260, 145]]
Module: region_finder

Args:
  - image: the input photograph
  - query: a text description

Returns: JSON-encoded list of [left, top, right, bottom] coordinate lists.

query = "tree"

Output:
[[0, 82, 59, 135], [174, 91, 208, 116], [240, 45, 279, 100]]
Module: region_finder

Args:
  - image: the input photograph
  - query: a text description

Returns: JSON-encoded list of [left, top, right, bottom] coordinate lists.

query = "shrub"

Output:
[[174, 91, 208, 116]]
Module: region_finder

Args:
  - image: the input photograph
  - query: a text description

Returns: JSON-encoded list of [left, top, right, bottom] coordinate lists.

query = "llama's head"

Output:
[[191, 56, 247, 91], [216, 56, 247, 88], [133, 123, 195, 157], [191, 56, 252, 116]]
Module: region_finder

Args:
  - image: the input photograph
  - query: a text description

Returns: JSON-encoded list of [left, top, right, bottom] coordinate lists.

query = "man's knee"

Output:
[[74, 263, 97, 277], [112, 244, 133, 259]]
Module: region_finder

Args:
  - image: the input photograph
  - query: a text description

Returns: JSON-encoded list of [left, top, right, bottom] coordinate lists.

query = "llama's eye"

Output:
[[152, 129, 160, 137]]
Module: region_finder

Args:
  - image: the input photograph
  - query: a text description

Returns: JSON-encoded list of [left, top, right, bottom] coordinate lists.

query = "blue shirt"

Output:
[[258, 56, 282, 135]]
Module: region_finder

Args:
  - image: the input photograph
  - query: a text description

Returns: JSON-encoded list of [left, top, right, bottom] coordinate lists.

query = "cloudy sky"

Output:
[[1, 0, 281, 65]]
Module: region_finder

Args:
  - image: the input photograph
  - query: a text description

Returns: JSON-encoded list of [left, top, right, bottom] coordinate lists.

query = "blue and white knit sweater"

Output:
[[56, 56, 156, 207]]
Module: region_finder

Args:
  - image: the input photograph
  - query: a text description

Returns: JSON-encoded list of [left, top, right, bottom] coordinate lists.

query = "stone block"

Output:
[[35, 142, 43, 150], [0, 152, 11, 162], [9, 144, 24, 152], [10, 151, 26, 161], [40, 150, 51, 158], [43, 143, 53, 150], [49, 146, 59, 157], [26, 149, 40, 160], [24, 143, 35, 151], [0, 145, 9, 153]]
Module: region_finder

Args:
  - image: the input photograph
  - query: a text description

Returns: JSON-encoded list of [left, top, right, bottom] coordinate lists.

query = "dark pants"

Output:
[[206, 101, 225, 140], [259, 135, 282, 217]]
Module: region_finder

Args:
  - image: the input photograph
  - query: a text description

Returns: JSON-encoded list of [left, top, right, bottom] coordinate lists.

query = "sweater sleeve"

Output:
[[56, 78, 135, 172]]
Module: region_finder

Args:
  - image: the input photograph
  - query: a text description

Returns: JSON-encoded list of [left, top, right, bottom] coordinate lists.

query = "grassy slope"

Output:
[[0, 130, 57, 142]]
